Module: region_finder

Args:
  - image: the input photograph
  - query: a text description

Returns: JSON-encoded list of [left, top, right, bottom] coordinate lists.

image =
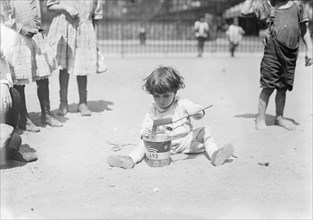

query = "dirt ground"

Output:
[[0, 54, 312, 219]]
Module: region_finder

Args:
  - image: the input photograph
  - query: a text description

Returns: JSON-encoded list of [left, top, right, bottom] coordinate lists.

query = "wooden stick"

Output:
[[172, 105, 213, 124]]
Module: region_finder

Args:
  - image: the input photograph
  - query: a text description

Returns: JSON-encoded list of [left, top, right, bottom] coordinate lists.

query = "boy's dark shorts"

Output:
[[260, 38, 298, 91]]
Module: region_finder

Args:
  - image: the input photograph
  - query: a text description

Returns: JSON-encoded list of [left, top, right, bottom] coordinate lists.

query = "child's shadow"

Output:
[[67, 100, 114, 113], [234, 113, 300, 126], [25, 100, 113, 129], [48, 100, 113, 124], [203, 152, 234, 165], [170, 153, 234, 165], [27, 112, 65, 128]]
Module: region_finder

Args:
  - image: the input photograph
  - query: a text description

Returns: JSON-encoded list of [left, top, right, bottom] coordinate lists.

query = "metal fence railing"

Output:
[[97, 19, 312, 56], [97, 18, 266, 56], [40, 0, 312, 57]]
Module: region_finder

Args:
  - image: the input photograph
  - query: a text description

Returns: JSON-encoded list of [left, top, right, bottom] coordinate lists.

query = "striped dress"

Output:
[[2, 0, 56, 85], [47, 0, 103, 76]]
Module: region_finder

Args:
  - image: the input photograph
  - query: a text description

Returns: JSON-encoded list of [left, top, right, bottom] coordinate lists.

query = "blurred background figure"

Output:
[[194, 15, 209, 57], [226, 17, 245, 57], [139, 26, 146, 46]]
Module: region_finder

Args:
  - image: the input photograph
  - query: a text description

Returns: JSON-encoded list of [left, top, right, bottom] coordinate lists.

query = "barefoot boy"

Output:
[[241, 0, 313, 130]]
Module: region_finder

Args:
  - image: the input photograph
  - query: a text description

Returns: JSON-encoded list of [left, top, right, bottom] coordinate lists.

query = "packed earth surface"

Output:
[[1, 54, 312, 219]]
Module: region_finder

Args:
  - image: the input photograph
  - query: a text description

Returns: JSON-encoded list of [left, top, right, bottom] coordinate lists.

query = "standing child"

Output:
[[47, 0, 104, 116], [226, 17, 245, 57], [1, 0, 63, 132], [194, 15, 209, 57], [107, 66, 235, 169], [241, 0, 313, 130]]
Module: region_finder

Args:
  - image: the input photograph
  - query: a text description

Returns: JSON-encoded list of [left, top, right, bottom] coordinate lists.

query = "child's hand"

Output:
[[188, 107, 204, 119], [305, 56, 313, 67], [20, 26, 37, 38], [0, 84, 12, 112], [0, 124, 14, 149], [141, 127, 151, 138], [65, 6, 79, 19]]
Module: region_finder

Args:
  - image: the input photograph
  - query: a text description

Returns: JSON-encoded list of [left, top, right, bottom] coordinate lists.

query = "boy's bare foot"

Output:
[[275, 117, 296, 131], [255, 118, 267, 130]]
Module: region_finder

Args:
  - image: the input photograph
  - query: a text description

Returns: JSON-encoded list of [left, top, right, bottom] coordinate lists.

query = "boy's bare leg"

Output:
[[256, 88, 274, 130], [275, 88, 295, 131]]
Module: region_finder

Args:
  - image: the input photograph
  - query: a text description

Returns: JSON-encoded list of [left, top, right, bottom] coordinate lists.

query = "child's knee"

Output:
[[196, 127, 214, 141]]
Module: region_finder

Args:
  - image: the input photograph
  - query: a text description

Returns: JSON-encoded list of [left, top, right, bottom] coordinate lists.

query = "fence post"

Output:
[[121, 18, 124, 57]]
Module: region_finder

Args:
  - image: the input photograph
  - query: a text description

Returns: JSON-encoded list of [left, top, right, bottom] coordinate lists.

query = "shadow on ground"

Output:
[[27, 100, 114, 127], [0, 160, 27, 170], [67, 100, 114, 113], [234, 113, 300, 126]]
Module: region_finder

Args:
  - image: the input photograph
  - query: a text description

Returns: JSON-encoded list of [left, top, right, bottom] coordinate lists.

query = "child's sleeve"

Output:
[[194, 21, 199, 31], [251, 0, 271, 22], [93, 0, 103, 20], [139, 106, 154, 137], [296, 1, 309, 24], [46, 0, 59, 7], [240, 27, 245, 35], [0, 1, 16, 30], [180, 99, 204, 120]]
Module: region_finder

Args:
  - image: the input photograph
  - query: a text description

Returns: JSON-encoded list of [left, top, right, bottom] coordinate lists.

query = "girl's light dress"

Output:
[[2, 0, 56, 85], [47, 0, 103, 76]]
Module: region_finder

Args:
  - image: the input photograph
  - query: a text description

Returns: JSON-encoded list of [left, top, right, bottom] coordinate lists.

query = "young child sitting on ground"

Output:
[[107, 66, 235, 169]]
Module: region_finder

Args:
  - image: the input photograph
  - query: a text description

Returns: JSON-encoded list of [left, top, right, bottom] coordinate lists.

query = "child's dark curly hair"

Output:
[[142, 66, 185, 94]]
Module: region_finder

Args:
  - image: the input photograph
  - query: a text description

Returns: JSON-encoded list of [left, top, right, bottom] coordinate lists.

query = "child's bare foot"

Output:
[[275, 117, 296, 131], [255, 118, 267, 130]]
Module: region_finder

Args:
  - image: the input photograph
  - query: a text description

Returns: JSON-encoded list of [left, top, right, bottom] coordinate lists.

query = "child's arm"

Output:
[[240, 27, 245, 35], [188, 107, 205, 120], [241, 0, 254, 15], [47, 1, 79, 19], [140, 111, 154, 138], [181, 99, 205, 120], [300, 23, 313, 66], [1, 3, 37, 37]]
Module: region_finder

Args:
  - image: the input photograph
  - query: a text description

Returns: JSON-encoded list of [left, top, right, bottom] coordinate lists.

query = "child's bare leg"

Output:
[[128, 141, 146, 163], [275, 88, 295, 131], [194, 127, 218, 158], [256, 88, 274, 130], [197, 127, 234, 166], [107, 141, 146, 169]]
